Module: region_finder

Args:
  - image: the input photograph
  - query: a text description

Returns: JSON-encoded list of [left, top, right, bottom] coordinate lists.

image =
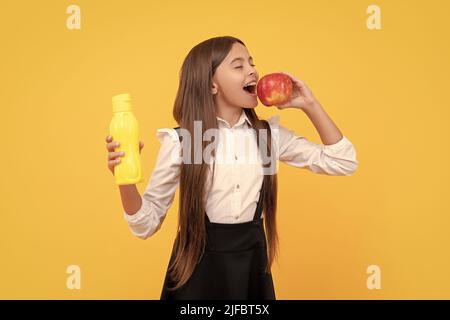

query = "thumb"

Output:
[[275, 102, 289, 109]]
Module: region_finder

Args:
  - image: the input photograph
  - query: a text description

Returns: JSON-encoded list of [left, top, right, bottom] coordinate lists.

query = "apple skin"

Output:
[[256, 73, 293, 106]]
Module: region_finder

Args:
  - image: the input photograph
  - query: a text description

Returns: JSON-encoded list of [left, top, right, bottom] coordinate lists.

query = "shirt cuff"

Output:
[[123, 200, 152, 225], [323, 135, 352, 152]]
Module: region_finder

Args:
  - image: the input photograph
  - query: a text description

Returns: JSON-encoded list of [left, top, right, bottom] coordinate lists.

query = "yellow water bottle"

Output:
[[110, 93, 143, 185]]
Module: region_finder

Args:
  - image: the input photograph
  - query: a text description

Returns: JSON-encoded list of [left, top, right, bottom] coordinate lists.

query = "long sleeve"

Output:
[[267, 115, 359, 176], [123, 128, 181, 239]]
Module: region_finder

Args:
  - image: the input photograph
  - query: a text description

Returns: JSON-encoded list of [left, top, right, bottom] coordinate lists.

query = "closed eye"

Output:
[[235, 64, 256, 69]]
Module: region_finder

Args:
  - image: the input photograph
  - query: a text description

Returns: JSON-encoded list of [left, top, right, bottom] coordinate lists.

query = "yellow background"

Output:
[[1, 0, 449, 299]]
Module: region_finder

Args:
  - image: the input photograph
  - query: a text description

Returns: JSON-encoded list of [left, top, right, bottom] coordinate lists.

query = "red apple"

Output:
[[256, 73, 293, 106]]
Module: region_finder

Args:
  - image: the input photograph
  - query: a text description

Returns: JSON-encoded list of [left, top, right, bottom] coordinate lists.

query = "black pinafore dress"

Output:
[[160, 184, 276, 300]]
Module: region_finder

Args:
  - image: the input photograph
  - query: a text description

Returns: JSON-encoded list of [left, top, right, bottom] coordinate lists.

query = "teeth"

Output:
[[245, 81, 257, 86]]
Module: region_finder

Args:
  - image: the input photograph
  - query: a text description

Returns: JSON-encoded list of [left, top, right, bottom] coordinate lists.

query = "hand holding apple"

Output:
[[257, 71, 318, 111]]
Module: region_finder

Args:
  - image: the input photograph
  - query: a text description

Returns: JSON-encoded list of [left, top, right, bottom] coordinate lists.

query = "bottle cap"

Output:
[[112, 93, 132, 112]]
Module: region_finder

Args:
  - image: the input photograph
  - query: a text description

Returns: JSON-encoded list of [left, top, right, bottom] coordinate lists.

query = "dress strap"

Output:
[[253, 181, 265, 221]]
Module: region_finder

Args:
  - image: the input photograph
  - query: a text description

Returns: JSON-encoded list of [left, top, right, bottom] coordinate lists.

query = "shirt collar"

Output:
[[216, 109, 253, 129]]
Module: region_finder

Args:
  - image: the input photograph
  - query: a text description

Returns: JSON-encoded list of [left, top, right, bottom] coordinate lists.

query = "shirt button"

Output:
[[236, 184, 240, 189], [235, 155, 238, 160]]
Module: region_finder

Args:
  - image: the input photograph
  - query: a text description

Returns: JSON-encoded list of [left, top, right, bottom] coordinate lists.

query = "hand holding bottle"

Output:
[[105, 135, 144, 175]]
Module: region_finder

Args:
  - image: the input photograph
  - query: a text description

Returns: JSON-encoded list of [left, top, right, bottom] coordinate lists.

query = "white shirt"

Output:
[[123, 110, 359, 239]]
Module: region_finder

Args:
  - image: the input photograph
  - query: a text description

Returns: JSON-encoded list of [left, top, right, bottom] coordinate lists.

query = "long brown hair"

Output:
[[168, 36, 278, 291]]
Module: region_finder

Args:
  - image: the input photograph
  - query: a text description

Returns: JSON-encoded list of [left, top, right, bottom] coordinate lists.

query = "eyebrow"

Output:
[[230, 56, 253, 64]]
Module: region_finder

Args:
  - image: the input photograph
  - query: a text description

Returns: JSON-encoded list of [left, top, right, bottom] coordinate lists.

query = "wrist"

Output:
[[302, 100, 321, 114]]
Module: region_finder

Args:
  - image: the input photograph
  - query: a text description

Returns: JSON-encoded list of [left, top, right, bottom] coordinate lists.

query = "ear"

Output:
[[211, 82, 218, 95]]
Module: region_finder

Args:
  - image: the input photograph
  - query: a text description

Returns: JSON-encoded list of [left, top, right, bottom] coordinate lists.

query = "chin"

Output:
[[228, 93, 258, 109], [241, 96, 258, 108], [247, 99, 259, 108], [243, 103, 257, 109]]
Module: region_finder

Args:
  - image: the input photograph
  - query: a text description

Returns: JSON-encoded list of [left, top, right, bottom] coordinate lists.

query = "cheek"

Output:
[[220, 71, 243, 95]]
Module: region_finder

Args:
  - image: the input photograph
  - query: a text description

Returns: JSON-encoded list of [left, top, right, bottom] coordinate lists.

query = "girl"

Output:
[[105, 36, 359, 300]]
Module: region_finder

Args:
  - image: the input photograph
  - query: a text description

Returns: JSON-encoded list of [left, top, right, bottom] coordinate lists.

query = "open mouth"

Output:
[[243, 84, 257, 95]]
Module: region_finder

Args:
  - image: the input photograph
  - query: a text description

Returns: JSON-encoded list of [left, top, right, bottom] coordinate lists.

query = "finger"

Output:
[[139, 141, 144, 148], [279, 71, 305, 87], [108, 158, 121, 168], [279, 71, 313, 99], [108, 158, 121, 167], [279, 71, 299, 82], [106, 135, 112, 143], [108, 151, 125, 160], [109, 158, 121, 165], [276, 104, 287, 109], [106, 141, 120, 152]]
